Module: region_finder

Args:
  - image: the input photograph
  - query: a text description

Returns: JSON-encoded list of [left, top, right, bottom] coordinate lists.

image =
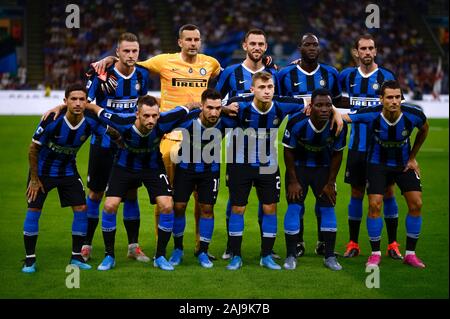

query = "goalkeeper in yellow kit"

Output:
[[93, 24, 221, 260]]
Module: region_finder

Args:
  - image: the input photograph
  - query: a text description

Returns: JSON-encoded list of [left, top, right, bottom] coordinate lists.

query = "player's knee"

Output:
[[158, 199, 173, 214], [89, 191, 104, 201], [72, 204, 87, 212], [368, 200, 382, 218], [384, 185, 396, 198], [407, 197, 422, 215], [200, 205, 214, 218], [103, 201, 119, 213], [231, 206, 245, 214], [174, 202, 187, 216], [351, 186, 365, 199], [262, 203, 277, 214], [28, 208, 41, 212]]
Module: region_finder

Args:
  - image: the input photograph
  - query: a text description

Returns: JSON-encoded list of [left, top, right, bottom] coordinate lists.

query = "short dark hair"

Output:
[[311, 88, 332, 103], [354, 34, 376, 49], [380, 80, 401, 96], [244, 28, 267, 42], [65, 83, 87, 98], [299, 33, 319, 47], [178, 24, 200, 38], [201, 88, 222, 104], [251, 71, 273, 86], [137, 95, 158, 109], [118, 32, 139, 46]]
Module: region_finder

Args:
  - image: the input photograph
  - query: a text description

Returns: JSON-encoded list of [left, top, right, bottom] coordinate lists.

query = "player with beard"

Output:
[[215, 29, 280, 261], [339, 34, 403, 260]]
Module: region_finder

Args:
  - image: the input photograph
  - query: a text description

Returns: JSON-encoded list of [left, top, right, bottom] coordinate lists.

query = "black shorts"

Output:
[[344, 150, 368, 187], [27, 174, 86, 209], [105, 165, 172, 204], [87, 144, 116, 192], [367, 164, 422, 195], [173, 166, 220, 205], [227, 164, 280, 206], [286, 166, 334, 207]]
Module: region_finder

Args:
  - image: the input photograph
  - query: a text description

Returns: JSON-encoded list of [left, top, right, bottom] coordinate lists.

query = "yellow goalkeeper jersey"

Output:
[[138, 53, 221, 112]]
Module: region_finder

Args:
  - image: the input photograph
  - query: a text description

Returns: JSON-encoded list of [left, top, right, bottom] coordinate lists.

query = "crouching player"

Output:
[[282, 88, 347, 271]]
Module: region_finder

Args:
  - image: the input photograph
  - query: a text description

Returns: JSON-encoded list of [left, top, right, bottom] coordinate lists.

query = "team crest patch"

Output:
[[188, 67, 193, 73], [373, 83, 379, 90], [200, 68, 207, 76], [135, 82, 141, 91], [319, 79, 326, 87], [80, 135, 87, 142], [273, 117, 280, 125], [401, 129, 409, 137]]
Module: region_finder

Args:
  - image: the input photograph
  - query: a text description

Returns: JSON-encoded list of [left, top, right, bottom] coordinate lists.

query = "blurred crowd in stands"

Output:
[[0, 0, 448, 96]]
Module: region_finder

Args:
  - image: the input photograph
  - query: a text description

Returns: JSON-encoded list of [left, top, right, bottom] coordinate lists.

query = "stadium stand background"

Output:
[[0, 0, 448, 98]]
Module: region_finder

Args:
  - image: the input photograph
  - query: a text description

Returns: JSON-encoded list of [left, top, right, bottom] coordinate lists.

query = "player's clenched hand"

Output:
[[27, 178, 45, 203], [41, 104, 66, 121], [320, 182, 337, 206], [404, 158, 420, 177], [223, 102, 239, 116], [287, 181, 303, 202]]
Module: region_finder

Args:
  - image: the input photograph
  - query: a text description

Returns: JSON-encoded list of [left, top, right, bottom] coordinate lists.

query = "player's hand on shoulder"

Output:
[[91, 56, 118, 76], [41, 103, 66, 121], [223, 102, 239, 117], [262, 55, 278, 71], [185, 101, 202, 110]]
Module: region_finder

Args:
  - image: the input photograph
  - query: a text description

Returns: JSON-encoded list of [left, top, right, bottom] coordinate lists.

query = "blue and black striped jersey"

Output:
[[339, 66, 397, 152], [276, 63, 341, 100], [97, 106, 188, 170], [227, 95, 305, 167], [32, 111, 106, 177], [175, 109, 239, 173], [282, 112, 347, 167], [86, 65, 150, 148], [348, 104, 427, 168], [215, 63, 278, 103]]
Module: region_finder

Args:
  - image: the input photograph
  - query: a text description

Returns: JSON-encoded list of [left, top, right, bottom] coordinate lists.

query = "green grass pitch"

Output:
[[0, 116, 447, 299]]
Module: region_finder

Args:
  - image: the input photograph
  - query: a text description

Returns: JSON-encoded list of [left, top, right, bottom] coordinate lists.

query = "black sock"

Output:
[[322, 231, 336, 258], [317, 216, 323, 242], [174, 235, 184, 250], [123, 219, 140, 244], [225, 218, 231, 252], [406, 236, 418, 251], [24, 234, 38, 256], [85, 217, 99, 245], [349, 219, 361, 243], [24, 256, 36, 266], [370, 240, 381, 252], [71, 254, 85, 263], [261, 236, 276, 257], [102, 229, 116, 258], [385, 217, 398, 244], [297, 218, 304, 243], [72, 235, 84, 255], [285, 233, 297, 257], [199, 241, 209, 254], [258, 219, 263, 251], [230, 235, 242, 257], [155, 228, 171, 258]]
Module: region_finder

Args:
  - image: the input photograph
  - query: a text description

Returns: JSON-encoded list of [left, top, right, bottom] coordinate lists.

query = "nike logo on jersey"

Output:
[[244, 118, 253, 122], [239, 80, 246, 84], [294, 82, 302, 86], [350, 84, 357, 87]]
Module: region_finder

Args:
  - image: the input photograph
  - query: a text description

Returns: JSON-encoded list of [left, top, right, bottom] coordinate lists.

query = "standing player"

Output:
[[168, 89, 238, 268], [84, 96, 194, 271], [276, 33, 342, 258], [22, 84, 114, 273], [94, 25, 221, 259], [342, 80, 428, 268], [282, 88, 347, 271], [340, 34, 402, 259], [82, 33, 151, 263], [215, 28, 280, 261]]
